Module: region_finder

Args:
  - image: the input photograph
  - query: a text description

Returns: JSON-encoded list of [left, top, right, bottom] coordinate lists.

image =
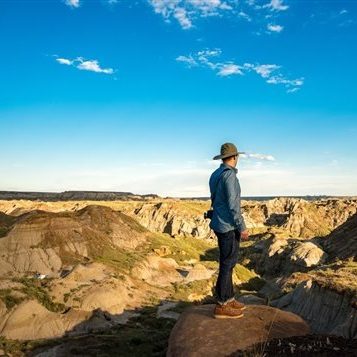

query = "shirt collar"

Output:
[[220, 163, 238, 174]]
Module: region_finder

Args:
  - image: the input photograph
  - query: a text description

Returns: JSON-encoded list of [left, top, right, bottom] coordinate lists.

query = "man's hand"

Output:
[[240, 230, 249, 241]]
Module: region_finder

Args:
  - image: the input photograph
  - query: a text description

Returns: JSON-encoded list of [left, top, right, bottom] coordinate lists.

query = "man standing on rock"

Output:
[[209, 142, 249, 319]]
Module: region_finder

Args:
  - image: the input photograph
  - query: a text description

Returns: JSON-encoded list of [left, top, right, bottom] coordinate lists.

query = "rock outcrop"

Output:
[[167, 304, 310, 357], [272, 280, 357, 339], [131, 255, 182, 287], [1, 197, 356, 240], [322, 213, 357, 261], [0, 300, 90, 340], [122, 198, 357, 239], [0, 205, 148, 278], [253, 237, 327, 276], [122, 201, 212, 239], [244, 198, 357, 238]]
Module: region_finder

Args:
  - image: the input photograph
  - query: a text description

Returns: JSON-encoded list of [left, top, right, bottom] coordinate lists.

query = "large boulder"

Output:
[[167, 304, 310, 357]]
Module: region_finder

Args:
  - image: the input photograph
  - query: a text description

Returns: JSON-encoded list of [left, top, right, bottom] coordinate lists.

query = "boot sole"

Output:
[[214, 313, 244, 319]]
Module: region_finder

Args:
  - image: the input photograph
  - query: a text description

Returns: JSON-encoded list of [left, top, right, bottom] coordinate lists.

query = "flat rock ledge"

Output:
[[167, 304, 310, 357]]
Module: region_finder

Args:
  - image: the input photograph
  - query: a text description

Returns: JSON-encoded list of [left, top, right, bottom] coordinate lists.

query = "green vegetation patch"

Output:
[[12, 277, 65, 313], [172, 279, 214, 301], [94, 245, 147, 274], [0, 212, 17, 238], [0, 288, 25, 309], [309, 260, 357, 295], [146, 233, 215, 264], [284, 259, 357, 296]]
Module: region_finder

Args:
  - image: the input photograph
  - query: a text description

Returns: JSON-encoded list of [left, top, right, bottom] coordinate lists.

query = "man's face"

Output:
[[234, 155, 239, 167]]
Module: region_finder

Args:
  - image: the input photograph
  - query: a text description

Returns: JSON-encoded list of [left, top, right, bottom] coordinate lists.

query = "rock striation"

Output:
[[122, 198, 357, 239], [1, 197, 356, 240], [0, 205, 148, 278], [321, 213, 357, 261], [272, 280, 357, 339], [123, 201, 213, 239]]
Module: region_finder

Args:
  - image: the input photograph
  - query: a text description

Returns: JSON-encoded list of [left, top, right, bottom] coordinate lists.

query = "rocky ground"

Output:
[[0, 197, 356, 356], [231, 335, 357, 356]]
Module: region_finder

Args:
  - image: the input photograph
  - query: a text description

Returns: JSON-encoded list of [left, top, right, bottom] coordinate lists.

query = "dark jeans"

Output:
[[214, 229, 241, 304]]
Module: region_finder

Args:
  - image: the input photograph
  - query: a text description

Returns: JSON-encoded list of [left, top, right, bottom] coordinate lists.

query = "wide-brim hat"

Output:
[[213, 142, 245, 160]]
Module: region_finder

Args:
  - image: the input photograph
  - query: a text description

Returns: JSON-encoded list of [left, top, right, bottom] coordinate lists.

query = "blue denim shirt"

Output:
[[209, 163, 246, 233]]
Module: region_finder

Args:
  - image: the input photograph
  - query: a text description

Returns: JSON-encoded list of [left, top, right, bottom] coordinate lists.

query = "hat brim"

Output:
[[213, 151, 245, 160]]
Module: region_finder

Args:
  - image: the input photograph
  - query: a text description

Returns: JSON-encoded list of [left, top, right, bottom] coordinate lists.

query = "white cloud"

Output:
[[238, 11, 252, 22], [55, 56, 115, 75], [148, 0, 237, 29], [249, 63, 280, 78], [177, 49, 303, 92], [267, 23, 284, 32], [147, 0, 290, 31], [56, 58, 73, 65], [174, 7, 193, 29], [177, 48, 243, 77], [77, 58, 114, 74], [65, 0, 80, 8], [241, 153, 276, 161], [217, 63, 243, 76], [286, 87, 299, 93], [176, 55, 197, 67], [266, 75, 304, 90], [264, 0, 288, 11], [339, 9, 348, 15]]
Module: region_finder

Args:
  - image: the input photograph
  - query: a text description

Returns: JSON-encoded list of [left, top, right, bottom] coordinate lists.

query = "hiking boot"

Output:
[[213, 303, 244, 319], [228, 299, 247, 311]]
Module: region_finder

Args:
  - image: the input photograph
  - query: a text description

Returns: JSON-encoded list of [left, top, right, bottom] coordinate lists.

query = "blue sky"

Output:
[[1, 0, 357, 197]]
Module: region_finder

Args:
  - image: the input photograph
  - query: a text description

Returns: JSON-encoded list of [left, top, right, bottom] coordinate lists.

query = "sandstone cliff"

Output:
[[321, 213, 357, 261], [272, 279, 357, 339]]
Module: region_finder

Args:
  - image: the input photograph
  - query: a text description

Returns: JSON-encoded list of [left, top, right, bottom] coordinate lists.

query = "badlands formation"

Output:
[[0, 196, 356, 356]]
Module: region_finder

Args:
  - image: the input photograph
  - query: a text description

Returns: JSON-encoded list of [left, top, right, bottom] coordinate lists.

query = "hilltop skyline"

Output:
[[1, 0, 357, 196]]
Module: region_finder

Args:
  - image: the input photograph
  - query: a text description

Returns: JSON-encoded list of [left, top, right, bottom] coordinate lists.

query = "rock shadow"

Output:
[[21, 302, 180, 357], [265, 213, 289, 227]]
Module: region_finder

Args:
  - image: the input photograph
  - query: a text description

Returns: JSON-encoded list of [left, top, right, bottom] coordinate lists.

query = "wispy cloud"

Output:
[[148, 0, 290, 30], [178, 49, 244, 77], [217, 63, 243, 76], [241, 153, 276, 161], [176, 55, 197, 67], [176, 49, 304, 92], [65, 0, 80, 8], [238, 11, 252, 22], [267, 23, 284, 33], [173, 6, 192, 29], [148, 0, 235, 29], [55, 56, 115, 75], [56, 58, 73, 65], [264, 0, 288, 12]]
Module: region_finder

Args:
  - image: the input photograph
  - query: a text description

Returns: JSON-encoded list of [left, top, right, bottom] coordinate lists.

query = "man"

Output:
[[209, 142, 249, 319]]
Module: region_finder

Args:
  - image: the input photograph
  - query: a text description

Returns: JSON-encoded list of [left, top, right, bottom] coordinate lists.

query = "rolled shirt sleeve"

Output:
[[223, 170, 246, 232]]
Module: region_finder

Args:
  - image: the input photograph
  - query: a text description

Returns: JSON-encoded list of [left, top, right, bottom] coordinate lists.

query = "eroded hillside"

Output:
[[0, 197, 356, 355]]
